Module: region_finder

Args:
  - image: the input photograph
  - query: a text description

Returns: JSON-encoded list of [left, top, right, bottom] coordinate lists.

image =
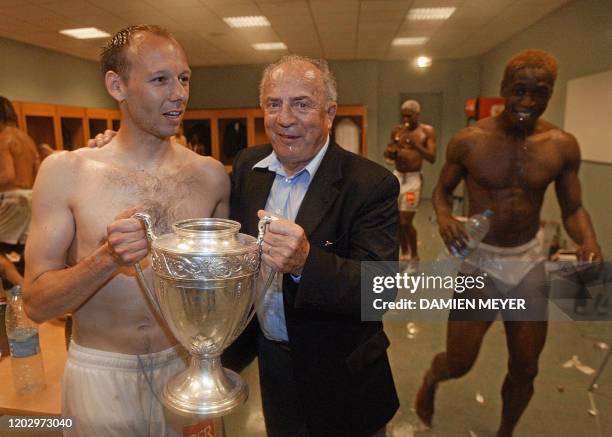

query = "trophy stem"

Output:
[[161, 353, 248, 417]]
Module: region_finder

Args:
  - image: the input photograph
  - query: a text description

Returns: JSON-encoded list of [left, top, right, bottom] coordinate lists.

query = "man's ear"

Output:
[[105, 70, 127, 103], [326, 102, 338, 128]]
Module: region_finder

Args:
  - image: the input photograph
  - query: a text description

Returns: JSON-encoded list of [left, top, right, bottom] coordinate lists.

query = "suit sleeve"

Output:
[[291, 171, 399, 317]]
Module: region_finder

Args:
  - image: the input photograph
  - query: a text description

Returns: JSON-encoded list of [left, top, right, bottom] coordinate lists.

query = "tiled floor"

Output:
[[2, 200, 610, 437]]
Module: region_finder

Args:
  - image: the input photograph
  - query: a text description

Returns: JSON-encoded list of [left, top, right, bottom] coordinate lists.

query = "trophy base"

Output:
[[162, 356, 248, 417]]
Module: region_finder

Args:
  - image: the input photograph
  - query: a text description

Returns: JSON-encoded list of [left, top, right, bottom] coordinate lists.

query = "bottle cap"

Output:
[[7, 285, 22, 297], [482, 209, 494, 218]]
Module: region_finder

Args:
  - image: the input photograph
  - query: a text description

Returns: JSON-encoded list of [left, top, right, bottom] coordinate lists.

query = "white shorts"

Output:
[[62, 341, 221, 437], [0, 189, 32, 245], [394, 171, 421, 212], [463, 238, 546, 287]]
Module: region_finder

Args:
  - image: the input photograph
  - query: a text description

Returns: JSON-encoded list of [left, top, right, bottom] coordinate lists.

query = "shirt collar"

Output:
[[253, 135, 330, 179]]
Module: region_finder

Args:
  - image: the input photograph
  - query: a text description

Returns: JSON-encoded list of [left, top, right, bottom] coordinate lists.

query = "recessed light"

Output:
[[59, 27, 110, 39], [253, 42, 287, 51], [392, 37, 428, 46], [224, 16, 271, 28], [415, 56, 432, 68], [407, 7, 456, 20]]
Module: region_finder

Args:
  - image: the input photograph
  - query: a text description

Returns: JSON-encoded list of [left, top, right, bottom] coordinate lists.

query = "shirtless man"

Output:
[[23, 25, 229, 436], [384, 100, 436, 261], [0, 96, 40, 286], [415, 50, 602, 437]]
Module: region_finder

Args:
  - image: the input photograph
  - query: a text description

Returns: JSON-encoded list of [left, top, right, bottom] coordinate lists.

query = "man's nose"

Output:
[[519, 93, 535, 107], [169, 78, 188, 102], [277, 103, 296, 126]]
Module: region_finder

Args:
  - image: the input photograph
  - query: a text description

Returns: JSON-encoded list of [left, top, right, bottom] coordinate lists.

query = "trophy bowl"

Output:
[[132, 213, 273, 417]]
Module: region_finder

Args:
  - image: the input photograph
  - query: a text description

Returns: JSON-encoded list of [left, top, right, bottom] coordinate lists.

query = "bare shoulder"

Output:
[[175, 146, 229, 185], [420, 123, 436, 134], [36, 148, 99, 184], [448, 124, 481, 151], [0, 126, 21, 148], [551, 125, 580, 163], [37, 150, 78, 178]]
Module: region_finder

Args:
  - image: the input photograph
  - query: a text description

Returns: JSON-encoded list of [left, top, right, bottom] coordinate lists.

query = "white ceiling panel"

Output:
[[0, 0, 572, 66], [310, 0, 358, 14]]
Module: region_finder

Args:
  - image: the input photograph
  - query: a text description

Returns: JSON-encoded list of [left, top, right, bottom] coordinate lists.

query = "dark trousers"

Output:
[[257, 334, 387, 437], [258, 334, 309, 437]]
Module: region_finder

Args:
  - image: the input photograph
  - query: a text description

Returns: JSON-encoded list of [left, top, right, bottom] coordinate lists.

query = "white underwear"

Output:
[[0, 189, 32, 245], [463, 238, 546, 287], [62, 341, 220, 437], [394, 171, 422, 212]]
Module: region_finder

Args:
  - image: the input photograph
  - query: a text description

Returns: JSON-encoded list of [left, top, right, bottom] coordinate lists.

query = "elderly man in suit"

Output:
[[230, 55, 399, 437]]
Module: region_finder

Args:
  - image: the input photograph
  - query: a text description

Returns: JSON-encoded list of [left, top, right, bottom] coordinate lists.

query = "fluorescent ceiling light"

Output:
[[253, 42, 287, 51], [392, 37, 428, 46], [415, 56, 433, 68], [407, 7, 456, 20], [59, 27, 110, 39], [224, 16, 270, 28]]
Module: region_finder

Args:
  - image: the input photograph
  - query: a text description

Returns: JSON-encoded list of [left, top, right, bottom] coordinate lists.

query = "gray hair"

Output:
[[401, 99, 420, 113], [259, 54, 338, 106]]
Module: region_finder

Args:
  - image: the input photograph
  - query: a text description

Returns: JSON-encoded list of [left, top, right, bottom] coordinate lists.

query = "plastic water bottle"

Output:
[[5, 285, 46, 394], [450, 209, 494, 258]]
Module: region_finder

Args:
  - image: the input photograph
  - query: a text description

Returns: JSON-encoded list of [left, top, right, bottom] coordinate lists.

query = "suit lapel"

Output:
[[244, 167, 275, 235], [295, 143, 342, 237]]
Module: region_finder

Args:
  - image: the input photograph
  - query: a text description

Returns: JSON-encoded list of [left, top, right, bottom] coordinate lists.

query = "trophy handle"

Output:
[[239, 215, 278, 327], [257, 215, 278, 290], [131, 212, 163, 317]]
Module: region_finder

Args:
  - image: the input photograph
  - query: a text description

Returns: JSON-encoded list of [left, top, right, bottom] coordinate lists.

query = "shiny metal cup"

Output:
[[132, 213, 274, 417]]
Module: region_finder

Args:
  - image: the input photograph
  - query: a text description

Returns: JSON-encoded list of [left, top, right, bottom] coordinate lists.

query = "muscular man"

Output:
[[384, 100, 436, 261], [23, 25, 229, 436], [0, 96, 40, 286], [231, 55, 399, 436], [415, 50, 602, 436]]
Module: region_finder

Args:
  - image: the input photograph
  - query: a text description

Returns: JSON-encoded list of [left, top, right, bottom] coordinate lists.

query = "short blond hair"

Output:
[[502, 49, 558, 88], [401, 100, 420, 113]]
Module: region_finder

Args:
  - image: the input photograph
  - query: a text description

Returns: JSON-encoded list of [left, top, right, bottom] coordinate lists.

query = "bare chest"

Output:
[[465, 136, 563, 191], [70, 163, 215, 255], [393, 125, 427, 146]]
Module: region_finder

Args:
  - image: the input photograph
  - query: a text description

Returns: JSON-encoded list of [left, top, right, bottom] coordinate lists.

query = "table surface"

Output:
[[0, 319, 66, 416]]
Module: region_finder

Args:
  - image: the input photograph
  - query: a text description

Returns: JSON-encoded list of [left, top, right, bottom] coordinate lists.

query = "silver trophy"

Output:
[[132, 213, 275, 417]]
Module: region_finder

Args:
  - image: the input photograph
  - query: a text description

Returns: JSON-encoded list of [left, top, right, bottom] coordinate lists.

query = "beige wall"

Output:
[[0, 38, 114, 108]]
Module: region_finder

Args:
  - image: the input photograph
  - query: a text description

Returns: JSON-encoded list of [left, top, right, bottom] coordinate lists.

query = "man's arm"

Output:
[[432, 129, 470, 249], [554, 133, 602, 261], [412, 125, 437, 163], [23, 153, 148, 322], [383, 127, 399, 161], [0, 135, 16, 187]]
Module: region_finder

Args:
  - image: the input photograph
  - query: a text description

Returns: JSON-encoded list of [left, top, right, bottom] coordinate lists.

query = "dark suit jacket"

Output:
[[230, 142, 400, 436]]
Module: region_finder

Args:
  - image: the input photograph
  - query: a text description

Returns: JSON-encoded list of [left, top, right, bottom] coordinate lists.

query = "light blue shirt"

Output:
[[252, 138, 329, 342]]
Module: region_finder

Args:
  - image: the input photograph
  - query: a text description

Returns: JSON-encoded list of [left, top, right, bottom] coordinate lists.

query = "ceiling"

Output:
[[0, 0, 571, 66]]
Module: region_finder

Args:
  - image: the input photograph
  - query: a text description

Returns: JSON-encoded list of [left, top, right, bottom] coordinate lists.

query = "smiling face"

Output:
[[500, 66, 554, 130], [118, 33, 191, 139], [261, 61, 337, 175]]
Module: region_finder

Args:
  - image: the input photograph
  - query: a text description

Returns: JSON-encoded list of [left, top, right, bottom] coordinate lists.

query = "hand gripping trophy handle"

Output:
[[131, 212, 163, 317]]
